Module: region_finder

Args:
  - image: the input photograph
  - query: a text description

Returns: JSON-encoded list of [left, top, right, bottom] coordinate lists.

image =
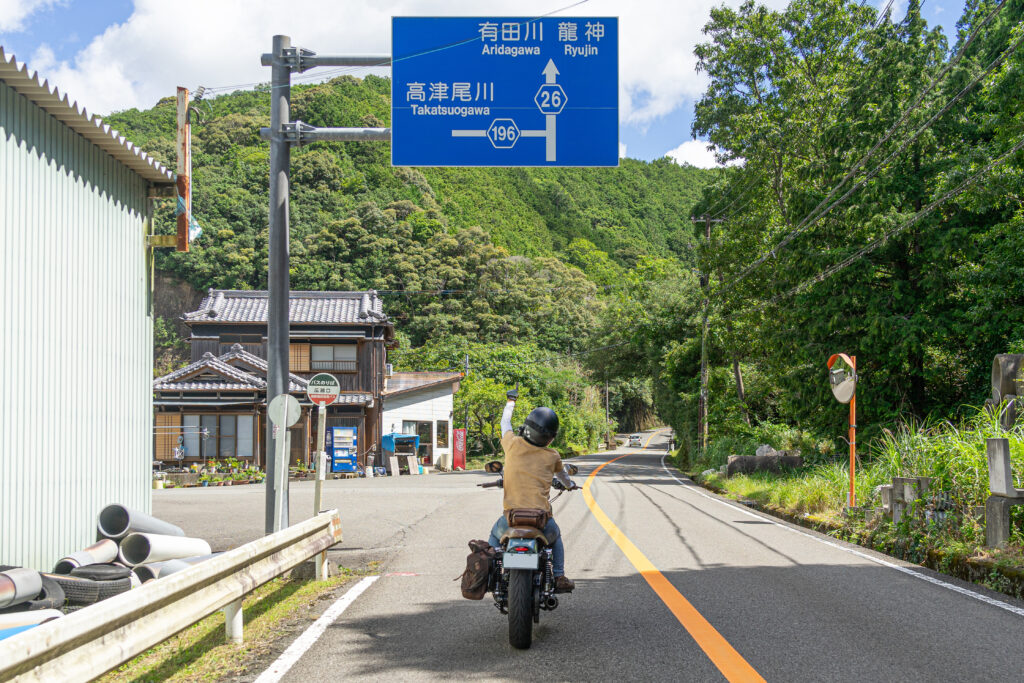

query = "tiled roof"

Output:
[[154, 346, 308, 393], [0, 48, 173, 184], [220, 345, 308, 392], [184, 289, 387, 324], [154, 353, 264, 392], [383, 372, 462, 396]]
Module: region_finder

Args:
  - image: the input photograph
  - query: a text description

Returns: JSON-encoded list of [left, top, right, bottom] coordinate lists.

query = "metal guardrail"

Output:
[[0, 510, 342, 682]]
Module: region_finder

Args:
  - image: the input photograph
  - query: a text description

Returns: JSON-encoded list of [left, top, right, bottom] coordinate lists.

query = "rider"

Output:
[[487, 389, 576, 593]]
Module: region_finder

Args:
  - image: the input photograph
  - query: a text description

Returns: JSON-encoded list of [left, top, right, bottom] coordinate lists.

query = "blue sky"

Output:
[[0, 0, 970, 165]]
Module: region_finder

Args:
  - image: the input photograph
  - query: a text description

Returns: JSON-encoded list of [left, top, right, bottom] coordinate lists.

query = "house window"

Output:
[[184, 415, 200, 459], [219, 415, 236, 458], [184, 414, 255, 460], [436, 420, 449, 448], [403, 420, 434, 464], [290, 343, 311, 372], [237, 415, 254, 458], [200, 415, 218, 459], [311, 345, 357, 372]]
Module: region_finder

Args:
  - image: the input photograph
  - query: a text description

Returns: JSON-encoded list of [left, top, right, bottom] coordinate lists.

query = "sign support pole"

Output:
[[314, 404, 328, 580], [849, 356, 857, 508], [266, 34, 292, 535], [261, 36, 392, 535]]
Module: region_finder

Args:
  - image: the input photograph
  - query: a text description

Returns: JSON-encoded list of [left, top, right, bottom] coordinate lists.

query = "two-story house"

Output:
[[153, 289, 395, 469]]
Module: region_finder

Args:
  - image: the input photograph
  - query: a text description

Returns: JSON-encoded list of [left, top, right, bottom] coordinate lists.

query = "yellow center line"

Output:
[[643, 428, 669, 449], [583, 453, 766, 683]]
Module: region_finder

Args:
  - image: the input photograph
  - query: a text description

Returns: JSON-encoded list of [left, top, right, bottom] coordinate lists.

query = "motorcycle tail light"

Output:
[[511, 545, 530, 553]]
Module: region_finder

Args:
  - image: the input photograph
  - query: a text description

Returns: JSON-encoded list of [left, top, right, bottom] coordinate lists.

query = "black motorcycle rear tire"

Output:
[[508, 569, 533, 650]]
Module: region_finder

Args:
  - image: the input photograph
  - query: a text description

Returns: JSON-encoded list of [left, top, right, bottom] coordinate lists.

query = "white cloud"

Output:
[[15, 0, 787, 122], [0, 0, 61, 32], [618, 142, 626, 159], [665, 139, 741, 169]]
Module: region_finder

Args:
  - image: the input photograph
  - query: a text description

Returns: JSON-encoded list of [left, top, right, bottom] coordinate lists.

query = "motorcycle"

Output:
[[478, 461, 580, 649]]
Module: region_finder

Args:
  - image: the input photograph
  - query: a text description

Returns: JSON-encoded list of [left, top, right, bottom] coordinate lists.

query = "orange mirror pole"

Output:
[[849, 356, 856, 508]]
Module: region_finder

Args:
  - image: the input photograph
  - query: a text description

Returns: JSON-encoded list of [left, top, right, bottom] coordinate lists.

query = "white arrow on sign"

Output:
[[451, 59, 564, 162]]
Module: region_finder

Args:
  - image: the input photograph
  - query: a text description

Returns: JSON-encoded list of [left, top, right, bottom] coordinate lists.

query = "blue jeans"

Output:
[[488, 515, 565, 577]]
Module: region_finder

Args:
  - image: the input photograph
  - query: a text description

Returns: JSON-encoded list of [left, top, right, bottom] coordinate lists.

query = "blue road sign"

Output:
[[392, 17, 618, 167]]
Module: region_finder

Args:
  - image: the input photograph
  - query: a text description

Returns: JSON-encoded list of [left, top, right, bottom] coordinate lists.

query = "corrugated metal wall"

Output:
[[0, 79, 152, 569]]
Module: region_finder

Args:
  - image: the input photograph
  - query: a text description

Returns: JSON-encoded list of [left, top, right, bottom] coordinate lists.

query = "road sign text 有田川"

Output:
[[392, 17, 618, 167]]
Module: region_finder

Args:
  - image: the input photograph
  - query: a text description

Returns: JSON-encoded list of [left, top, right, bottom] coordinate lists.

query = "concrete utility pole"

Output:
[[261, 35, 391, 534], [691, 213, 724, 453]]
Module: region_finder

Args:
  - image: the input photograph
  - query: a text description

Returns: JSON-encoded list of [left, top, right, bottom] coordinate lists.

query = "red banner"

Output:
[[453, 429, 467, 470]]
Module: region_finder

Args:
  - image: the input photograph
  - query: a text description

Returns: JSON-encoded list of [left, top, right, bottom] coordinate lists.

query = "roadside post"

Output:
[[268, 394, 301, 532], [827, 354, 858, 507], [307, 373, 341, 579]]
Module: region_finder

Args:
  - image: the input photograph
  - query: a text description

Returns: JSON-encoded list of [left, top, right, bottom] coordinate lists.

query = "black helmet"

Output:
[[523, 407, 559, 447]]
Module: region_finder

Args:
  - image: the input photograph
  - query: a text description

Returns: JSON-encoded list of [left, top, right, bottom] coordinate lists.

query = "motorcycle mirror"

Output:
[[565, 464, 579, 476], [485, 461, 504, 473]]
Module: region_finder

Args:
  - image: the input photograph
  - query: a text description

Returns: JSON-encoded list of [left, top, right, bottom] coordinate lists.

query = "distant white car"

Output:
[[628, 434, 642, 448]]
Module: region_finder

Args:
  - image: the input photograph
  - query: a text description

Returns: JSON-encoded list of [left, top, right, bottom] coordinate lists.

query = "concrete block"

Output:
[[726, 453, 803, 477], [985, 495, 1024, 548], [879, 485, 893, 512], [991, 354, 1024, 402], [987, 438, 1024, 498]]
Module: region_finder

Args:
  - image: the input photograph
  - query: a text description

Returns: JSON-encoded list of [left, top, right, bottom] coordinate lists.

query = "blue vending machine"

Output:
[[328, 426, 358, 473]]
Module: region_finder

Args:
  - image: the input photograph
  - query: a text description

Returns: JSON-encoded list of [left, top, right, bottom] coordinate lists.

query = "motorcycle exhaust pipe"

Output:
[[544, 596, 559, 610]]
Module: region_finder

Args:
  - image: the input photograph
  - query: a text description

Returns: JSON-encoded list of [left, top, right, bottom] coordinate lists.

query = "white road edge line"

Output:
[[253, 575, 380, 683], [658, 454, 1024, 618]]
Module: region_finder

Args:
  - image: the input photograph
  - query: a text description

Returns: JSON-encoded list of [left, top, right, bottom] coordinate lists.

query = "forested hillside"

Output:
[[107, 75, 715, 453], [593, 0, 1024, 460]]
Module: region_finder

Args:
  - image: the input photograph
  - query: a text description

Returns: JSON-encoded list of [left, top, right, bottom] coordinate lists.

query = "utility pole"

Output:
[[605, 377, 610, 439], [175, 87, 191, 253], [464, 354, 470, 436], [691, 213, 724, 453], [260, 35, 391, 534]]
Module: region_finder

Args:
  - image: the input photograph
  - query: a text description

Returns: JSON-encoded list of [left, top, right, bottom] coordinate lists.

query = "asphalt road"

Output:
[[155, 432, 1024, 681]]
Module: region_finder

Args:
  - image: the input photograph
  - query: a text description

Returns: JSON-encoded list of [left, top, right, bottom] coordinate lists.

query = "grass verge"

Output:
[[683, 465, 1024, 600], [98, 568, 364, 683]]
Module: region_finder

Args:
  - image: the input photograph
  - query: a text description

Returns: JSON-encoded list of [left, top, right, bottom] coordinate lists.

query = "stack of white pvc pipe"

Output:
[[118, 534, 211, 567], [53, 539, 119, 574], [97, 504, 185, 540], [0, 569, 41, 610]]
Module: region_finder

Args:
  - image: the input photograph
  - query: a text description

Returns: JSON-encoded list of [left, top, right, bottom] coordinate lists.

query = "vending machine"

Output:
[[328, 426, 358, 473]]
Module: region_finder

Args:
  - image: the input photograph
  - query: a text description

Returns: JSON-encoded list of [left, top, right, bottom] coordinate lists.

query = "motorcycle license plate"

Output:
[[503, 551, 539, 569]]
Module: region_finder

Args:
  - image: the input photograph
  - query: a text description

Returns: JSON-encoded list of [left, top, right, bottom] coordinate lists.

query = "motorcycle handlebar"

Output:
[[478, 480, 503, 489]]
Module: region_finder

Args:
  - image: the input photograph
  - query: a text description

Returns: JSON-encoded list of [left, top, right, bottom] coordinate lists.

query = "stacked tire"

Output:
[[0, 563, 133, 616]]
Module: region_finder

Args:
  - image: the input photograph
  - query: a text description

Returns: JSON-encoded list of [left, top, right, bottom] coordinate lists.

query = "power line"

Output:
[[713, 0, 1011, 297], [721, 134, 1024, 321], [199, 0, 592, 96], [779, 135, 1024, 301]]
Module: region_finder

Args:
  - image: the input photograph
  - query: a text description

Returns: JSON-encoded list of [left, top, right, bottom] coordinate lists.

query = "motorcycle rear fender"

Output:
[[503, 538, 540, 570]]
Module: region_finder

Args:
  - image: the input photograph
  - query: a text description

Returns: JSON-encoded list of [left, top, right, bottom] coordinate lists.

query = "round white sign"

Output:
[[268, 393, 302, 427], [307, 373, 341, 407]]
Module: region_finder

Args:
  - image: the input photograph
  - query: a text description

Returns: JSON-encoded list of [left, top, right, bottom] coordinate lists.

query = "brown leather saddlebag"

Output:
[[506, 508, 549, 530], [457, 539, 496, 600]]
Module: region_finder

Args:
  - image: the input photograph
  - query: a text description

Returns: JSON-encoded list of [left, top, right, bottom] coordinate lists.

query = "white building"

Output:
[[382, 372, 462, 470], [1, 49, 173, 568]]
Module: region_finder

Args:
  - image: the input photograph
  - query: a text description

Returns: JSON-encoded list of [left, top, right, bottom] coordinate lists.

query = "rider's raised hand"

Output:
[[506, 388, 519, 401]]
